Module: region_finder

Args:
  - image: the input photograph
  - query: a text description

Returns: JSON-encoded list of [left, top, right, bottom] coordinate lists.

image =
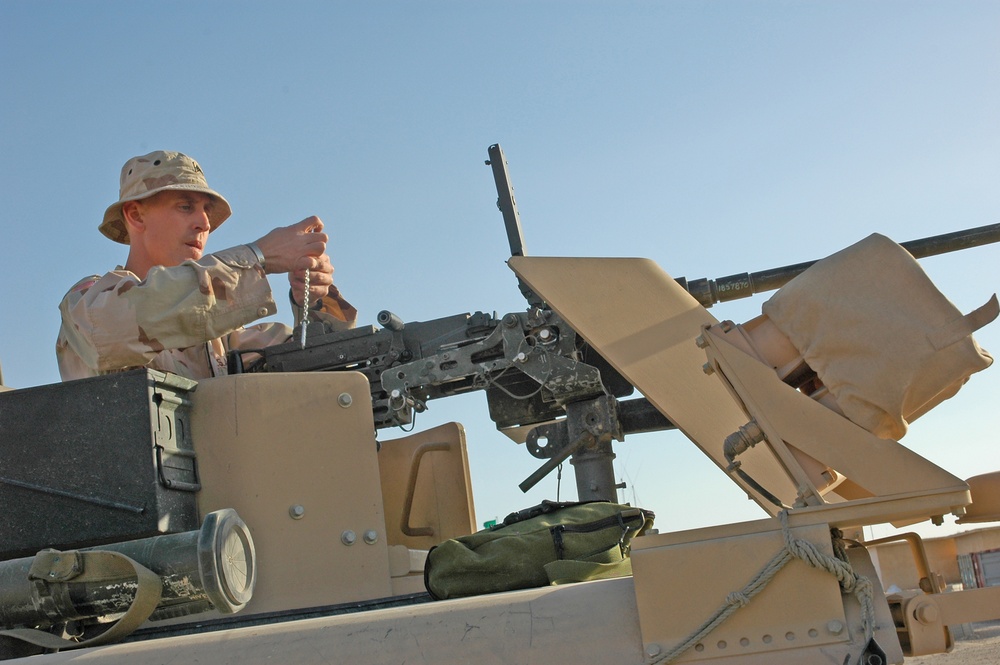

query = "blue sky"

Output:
[[2, 1, 998, 540]]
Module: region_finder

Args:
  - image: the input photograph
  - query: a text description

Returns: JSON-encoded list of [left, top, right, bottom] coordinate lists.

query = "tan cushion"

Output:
[[762, 233, 997, 439]]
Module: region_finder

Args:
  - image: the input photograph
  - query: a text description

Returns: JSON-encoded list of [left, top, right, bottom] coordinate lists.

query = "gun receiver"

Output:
[[241, 306, 626, 431]]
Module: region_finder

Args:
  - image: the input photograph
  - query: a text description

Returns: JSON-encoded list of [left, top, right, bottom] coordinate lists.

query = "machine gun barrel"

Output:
[[678, 222, 1000, 307]]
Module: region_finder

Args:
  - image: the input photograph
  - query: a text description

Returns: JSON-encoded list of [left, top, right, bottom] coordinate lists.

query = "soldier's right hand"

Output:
[[252, 217, 329, 275]]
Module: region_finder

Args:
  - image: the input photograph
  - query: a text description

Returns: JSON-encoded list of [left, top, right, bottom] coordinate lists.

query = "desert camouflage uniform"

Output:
[[57, 244, 356, 381]]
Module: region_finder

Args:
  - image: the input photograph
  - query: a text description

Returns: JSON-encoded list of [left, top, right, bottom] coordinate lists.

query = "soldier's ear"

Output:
[[122, 201, 145, 233]]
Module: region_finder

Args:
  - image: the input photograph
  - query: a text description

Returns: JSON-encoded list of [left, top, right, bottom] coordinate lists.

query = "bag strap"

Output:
[[928, 293, 999, 351], [0, 549, 162, 651], [544, 557, 634, 585]]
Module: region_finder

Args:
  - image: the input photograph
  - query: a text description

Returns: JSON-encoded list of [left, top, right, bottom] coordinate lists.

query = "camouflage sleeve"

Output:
[[57, 245, 276, 375]]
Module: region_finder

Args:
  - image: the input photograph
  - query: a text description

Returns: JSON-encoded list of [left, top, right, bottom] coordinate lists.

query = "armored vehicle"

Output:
[[2, 145, 999, 664]]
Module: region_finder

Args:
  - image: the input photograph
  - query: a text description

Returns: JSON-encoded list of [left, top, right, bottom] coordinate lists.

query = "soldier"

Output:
[[56, 150, 356, 381]]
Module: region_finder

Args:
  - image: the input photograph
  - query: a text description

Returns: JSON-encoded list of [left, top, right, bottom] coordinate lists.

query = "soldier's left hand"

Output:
[[289, 253, 335, 307]]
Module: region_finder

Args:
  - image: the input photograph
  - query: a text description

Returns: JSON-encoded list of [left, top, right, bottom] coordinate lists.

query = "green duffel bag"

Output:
[[424, 500, 655, 600]]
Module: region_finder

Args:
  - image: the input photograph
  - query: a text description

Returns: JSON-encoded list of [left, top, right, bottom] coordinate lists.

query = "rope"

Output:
[[650, 511, 875, 665]]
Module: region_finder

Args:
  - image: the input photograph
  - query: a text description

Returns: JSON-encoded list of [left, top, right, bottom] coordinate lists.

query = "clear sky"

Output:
[[2, 1, 998, 541]]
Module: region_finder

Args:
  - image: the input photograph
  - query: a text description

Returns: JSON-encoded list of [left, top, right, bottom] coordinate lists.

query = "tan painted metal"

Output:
[[700, 323, 970, 527], [508, 256, 798, 513], [631, 521, 903, 663], [958, 471, 1000, 523], [192, 372, 393, 615], [889, 571, 1000, 656], [22, 577, 650, 664], [510, 255, 970, 529], [378, 421, 476, 594], [378, 421, 476, 551]]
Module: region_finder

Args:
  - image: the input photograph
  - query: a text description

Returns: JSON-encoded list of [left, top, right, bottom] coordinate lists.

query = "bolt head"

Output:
[[826, 620, 844, 635], [338, 392, 353, 408], [914, 601, 940, 625], [289, 504, 306, 519], [363, 530, 379, 545], [341, 530, 357, 546]]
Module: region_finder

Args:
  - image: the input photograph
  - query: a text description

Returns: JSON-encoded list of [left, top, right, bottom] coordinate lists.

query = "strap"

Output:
[[928, 294, 999, 351], [544, 558, 634, 585], [0, 549, 162, 651]]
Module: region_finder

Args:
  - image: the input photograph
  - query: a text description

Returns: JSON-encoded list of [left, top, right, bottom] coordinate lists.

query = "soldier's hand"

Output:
[[289, 253, 335, 307], [253, 216, 328, 275]]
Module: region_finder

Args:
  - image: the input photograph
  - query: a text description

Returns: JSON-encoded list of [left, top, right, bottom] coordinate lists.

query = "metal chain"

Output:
[[299, 268, 310, 349]]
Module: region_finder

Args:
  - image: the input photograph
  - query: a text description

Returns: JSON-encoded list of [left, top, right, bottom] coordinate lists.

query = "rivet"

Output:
[[338, 392, 353, 408], [363, 530, 379, 545], [289, 504, 305, 519], [341, 530, 357, 546]]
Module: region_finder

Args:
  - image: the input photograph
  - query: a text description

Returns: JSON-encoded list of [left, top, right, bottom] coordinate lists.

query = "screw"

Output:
[[363, 530, 379, 545], [645, 643, 662, 657], [338, 392, 353, 408], [341, 530, 357, 546], [702, 362, 715, 375], [827, 620, 844, 635], [289, 504, 306, 519]]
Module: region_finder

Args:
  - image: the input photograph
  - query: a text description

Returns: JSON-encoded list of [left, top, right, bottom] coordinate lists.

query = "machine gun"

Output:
[[229, 144, 1000, 502]]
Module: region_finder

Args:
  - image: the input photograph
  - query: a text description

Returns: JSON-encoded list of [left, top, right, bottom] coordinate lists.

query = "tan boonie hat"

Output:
[[100, 150, 233, 244]]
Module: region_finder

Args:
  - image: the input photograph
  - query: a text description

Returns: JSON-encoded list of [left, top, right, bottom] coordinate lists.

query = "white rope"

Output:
[[650, 510, 875, 664]]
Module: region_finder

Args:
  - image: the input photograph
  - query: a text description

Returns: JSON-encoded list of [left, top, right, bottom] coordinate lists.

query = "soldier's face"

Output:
[[134, 191, 215, 267]]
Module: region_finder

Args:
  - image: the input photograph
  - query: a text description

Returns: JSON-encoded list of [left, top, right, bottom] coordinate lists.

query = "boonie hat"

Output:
[[100, 150, 233, 244]]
